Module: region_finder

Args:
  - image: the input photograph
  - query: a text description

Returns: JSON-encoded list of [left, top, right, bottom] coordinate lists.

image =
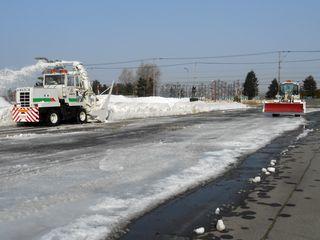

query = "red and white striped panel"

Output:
[[11, 107, 39, 123]]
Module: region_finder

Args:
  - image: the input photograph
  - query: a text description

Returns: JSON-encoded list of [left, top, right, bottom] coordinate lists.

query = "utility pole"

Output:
[[278, 51, 281, 84], [277, 51, 282, 95], [152, 58, 156, 96]]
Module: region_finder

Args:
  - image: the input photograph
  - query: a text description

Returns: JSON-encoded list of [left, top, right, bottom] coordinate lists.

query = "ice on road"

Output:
[[0, 111, 304, 240]]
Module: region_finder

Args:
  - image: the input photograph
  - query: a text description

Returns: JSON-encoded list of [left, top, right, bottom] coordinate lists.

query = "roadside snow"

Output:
[[0, 97, 13, 126], [103, 95, 248, 121], [306, 108, 320, 113]]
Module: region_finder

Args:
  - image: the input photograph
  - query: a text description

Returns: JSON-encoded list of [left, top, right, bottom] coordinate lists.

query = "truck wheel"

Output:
[[77, 109, 87, 123], [47, 110, 60, 126]]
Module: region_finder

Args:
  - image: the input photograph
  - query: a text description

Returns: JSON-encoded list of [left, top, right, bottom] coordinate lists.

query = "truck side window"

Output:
[[75, 76, 80, 87], [67, 76, 75, 86], [45, 75, 64, 85]]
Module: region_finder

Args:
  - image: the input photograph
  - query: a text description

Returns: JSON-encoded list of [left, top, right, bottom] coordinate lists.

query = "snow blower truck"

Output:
[[12, 58, 113, 126], [263, 80, 306, 117]]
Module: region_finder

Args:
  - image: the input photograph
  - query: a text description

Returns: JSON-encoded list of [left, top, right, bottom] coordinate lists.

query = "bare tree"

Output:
[[118, 68, 135, 85], [136, 63, 161, 96]]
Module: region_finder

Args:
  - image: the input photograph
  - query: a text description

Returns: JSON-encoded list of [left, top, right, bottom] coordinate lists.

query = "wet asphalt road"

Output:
[[0, 108, 309, 240], [0, 109, 255, 173], [118, 124, 305, 240], [118, 111, 319, 240]]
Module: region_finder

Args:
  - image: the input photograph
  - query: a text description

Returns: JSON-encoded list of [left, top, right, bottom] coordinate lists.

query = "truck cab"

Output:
[[278, 80, 300, 102]]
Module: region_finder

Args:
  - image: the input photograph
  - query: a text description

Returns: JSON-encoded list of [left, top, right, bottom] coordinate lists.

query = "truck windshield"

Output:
[[280, 83, 299, 96], [45, 75, 65, 85]]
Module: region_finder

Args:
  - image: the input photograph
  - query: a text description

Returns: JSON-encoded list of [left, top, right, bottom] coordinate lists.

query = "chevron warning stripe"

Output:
[[11, 107, 40, 123]]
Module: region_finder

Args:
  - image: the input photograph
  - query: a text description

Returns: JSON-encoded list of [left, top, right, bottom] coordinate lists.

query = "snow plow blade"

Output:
[[263, 102, 306, 116]]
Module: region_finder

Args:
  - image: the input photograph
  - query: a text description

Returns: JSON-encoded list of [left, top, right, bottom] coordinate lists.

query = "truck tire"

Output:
[[47, 110, 60, 126], [77, 109, 87, 123]]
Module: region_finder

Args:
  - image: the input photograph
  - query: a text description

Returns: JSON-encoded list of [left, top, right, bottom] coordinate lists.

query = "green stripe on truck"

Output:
[[33, 98, 52, 102], [68, 98, 78, 102]]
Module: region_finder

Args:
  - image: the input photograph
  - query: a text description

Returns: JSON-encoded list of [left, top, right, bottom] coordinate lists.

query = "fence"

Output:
[[159, 80, 242, 100]]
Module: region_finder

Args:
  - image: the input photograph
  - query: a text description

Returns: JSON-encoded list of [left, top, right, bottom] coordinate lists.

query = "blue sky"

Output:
[[1, 0, 320, 89]]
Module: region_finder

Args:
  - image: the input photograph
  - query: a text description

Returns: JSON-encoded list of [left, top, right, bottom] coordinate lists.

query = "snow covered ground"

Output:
[[0, 109, 305, 240]]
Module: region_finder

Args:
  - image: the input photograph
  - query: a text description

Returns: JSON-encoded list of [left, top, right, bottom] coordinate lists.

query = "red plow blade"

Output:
[[263, 102, 305, 115]]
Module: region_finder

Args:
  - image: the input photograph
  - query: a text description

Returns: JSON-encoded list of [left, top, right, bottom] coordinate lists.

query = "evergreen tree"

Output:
[[265, 78, 279, 99], [136, 77, 147, 97], [136, 64, 160, 96], [243, 71, 259, 100], [303, 75, 317, 97], [92, 80, 102, 94]]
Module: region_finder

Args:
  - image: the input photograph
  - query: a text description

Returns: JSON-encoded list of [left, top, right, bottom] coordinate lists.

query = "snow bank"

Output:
[[0, 97, 13, 126], [103, 95, 248, 121]]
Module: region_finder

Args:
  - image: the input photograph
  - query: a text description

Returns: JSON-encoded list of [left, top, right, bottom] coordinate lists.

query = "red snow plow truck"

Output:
[[263, 80, 306, 117]]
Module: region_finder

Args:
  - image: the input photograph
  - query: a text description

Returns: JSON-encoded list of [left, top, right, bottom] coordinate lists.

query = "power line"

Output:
[[85, 58, 157, 66], [157, 51, 279, 60], [286, 50, 320, 53], [197, 61, 278, 65], [85, 50, 320, 66], [87, 62, 195, 70], [85, 52, 279, 66], [284, 58, 320, 63], [87, 57, 320, 70]]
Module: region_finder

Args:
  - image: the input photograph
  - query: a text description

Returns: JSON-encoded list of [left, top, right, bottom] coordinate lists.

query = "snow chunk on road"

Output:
[[296, 128, 313, 140]]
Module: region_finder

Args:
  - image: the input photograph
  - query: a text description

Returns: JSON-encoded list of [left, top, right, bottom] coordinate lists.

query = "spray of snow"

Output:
[[0, 61, 56, 95]]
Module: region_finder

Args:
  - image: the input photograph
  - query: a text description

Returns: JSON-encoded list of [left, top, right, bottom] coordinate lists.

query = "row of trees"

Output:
[[265, 75, 318, 99], [93, 65, 318, 100], [242, 71, 319, 100], [92, 64, 160, 97]]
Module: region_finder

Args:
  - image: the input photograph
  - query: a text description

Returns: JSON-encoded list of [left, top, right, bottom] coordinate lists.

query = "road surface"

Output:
[[0, 109, 305, 240]]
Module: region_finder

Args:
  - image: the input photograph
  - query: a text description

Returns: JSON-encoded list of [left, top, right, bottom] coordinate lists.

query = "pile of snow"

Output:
[[0, 97, 13, 126], [102, 95, 248, 121]]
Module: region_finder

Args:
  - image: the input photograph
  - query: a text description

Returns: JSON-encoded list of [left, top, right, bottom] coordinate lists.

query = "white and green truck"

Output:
[[12, 59, 112, 126]]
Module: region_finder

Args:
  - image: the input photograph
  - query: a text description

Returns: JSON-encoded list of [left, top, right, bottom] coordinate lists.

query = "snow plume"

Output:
[[0, 61, 55, 95]]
